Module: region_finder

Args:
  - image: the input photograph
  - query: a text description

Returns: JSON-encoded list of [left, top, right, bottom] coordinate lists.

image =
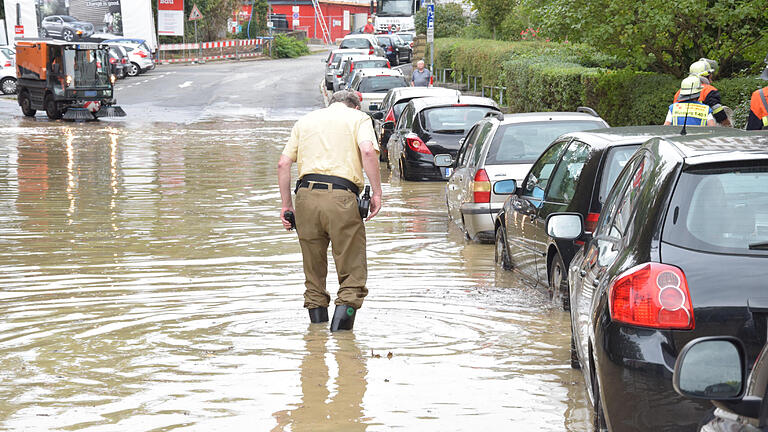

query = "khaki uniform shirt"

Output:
[[283, 103, 379, 190]]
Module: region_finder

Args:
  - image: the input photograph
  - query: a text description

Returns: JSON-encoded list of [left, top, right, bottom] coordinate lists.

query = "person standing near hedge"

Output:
[[411, 60, 432, 87], [664, 76, 716, 127], [673, 59, 730, 126], [746, 57, 768, 130]]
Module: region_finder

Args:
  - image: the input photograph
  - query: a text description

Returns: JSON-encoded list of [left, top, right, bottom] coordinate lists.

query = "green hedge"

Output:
[[433, 38, 763, 128]]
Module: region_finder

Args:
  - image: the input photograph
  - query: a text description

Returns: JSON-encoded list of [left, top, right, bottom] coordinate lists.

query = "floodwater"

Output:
[[0, 113, 591, 430]]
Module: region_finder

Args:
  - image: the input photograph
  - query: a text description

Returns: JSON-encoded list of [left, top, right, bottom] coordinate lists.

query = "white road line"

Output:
[[179, 81, 193, 88]]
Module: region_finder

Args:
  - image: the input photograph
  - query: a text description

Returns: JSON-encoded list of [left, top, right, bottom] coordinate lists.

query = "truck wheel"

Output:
[[45, 94, 62, 120], [63, 29, 74, 42], [1, 77, 16, 95], [127, 62, 140, 77], [18, 91, 36, 117]]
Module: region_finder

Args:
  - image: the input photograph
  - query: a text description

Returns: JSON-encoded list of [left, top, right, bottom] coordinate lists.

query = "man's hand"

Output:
[[281, 207, 295, 230], [366, 194, 381, 221]]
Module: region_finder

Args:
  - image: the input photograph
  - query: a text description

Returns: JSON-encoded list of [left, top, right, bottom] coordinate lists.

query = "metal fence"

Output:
[[436, 68, 508, 108], [158, 38, 271, 64]]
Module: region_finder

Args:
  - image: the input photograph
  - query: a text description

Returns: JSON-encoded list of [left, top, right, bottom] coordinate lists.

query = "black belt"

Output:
[[295, 174, 360, 196]]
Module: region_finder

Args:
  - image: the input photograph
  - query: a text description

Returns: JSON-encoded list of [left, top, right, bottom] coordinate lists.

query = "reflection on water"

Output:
[[0, 116, 590, 431]]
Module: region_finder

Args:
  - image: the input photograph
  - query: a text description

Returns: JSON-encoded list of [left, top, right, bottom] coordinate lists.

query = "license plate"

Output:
[[84, 91, 97, 97], [444, 167, 453, 177]]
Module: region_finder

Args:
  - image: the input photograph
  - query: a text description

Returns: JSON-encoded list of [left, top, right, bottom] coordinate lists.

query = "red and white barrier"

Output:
[[159, 38, 268, 64]]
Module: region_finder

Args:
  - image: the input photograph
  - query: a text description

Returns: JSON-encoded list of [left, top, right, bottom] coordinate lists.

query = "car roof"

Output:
[[348, 55, 388, 62], [357, 68, 404, 77], [560, 125, 722, 149], [408, 95, 500, 111], [332, 48, 366, 54], [342, 34, 374, 40], [657, 129, 768, 165], [388, 86, 461, 102], [494, 111, 607, 125]]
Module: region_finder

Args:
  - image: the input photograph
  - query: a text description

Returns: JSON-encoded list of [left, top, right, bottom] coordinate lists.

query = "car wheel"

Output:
[[126, 62, 140, 77], [18, 91, 36, 117], [495, 227, 512, 270], [63, 29, 74, 42], [1, 77, 17, 95], [549, 252, 570, 311], [45, 94, 62, 120]]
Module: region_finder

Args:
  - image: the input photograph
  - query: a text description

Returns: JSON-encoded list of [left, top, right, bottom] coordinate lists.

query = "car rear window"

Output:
[[358, 76, 408, 93], [354, 60, 389, 69], [485, 120, 605, 165], [598, 145, 641, 204], [398, 33, 414, 42], [420, 106, 496, 134], [340, 39, 370, 49], [663, 164, 768, 255]]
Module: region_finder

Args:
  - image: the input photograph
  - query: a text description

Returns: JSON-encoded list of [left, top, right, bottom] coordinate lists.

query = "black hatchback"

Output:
[[548, 129, 768, 432], [386, 96, 500, 181], [494, 126, 713, 310], [375, 34, 412, 66]]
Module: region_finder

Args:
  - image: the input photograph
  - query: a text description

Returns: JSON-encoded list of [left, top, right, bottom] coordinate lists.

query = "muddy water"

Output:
[[0, 115, 590, 431]]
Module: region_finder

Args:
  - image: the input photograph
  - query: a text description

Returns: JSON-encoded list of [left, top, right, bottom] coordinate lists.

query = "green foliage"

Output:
[[272, 35, 310, 59], [468, 0, 515, 39], [414, 3, 467, 38], [434, 38, 762, 128]]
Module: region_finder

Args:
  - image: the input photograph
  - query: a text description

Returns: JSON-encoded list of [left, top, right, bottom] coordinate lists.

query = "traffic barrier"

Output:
[[158, 38, 271, 64]]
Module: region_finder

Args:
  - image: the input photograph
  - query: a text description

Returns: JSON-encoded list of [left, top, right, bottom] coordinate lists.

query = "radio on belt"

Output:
[[358, 186, 371, 220]]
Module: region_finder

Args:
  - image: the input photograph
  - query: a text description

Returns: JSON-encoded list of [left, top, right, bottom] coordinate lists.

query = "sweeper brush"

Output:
[[63, 108, 96, 121], [96, 106, 127, 118]]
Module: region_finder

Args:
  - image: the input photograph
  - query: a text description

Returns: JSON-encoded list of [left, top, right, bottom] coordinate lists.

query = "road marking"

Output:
[[179, 81, 193, 88]]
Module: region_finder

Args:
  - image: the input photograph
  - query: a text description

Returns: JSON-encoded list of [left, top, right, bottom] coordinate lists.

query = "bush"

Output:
[[272, 35, 310, 58], [434, 38, 761, 127], [414, 3, 467, 38]]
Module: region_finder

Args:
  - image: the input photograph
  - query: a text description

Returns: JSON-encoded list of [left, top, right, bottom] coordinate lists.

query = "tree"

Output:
[[468, 0, 515, 39], [414, 3, 467, 38]]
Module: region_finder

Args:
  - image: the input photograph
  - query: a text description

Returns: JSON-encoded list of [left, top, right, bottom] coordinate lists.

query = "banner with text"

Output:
[[158, 0, 184, 36]]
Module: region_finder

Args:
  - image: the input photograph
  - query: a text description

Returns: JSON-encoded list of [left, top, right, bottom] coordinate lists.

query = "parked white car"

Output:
[[0, 47, 17, 95], [347, 68, 408, 113], [105, 39, 154, 77]]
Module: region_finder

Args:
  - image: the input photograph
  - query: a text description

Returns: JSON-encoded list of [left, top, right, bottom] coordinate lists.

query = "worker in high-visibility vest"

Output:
[[665, 76, 716, 126], [673, 58, 730, 126], [746, 56, 768, 130]]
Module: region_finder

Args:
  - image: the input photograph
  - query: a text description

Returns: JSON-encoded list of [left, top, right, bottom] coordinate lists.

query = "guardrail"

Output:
[[436, 68, 507, 107], [158, 38, 271, 64]]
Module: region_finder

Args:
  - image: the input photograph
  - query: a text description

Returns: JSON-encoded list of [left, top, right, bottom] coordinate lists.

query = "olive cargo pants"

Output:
[[294, 186, 368, 310]]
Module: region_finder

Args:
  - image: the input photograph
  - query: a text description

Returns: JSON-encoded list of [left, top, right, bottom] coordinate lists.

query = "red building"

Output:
[[269, 0, 372, 42]]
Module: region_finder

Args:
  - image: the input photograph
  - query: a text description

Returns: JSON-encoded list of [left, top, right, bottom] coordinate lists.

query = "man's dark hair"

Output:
[[330, 90, 361, 109]]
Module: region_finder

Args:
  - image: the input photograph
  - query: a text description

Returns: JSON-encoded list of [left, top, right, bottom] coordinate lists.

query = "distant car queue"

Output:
[[323, 38, 768, 432]]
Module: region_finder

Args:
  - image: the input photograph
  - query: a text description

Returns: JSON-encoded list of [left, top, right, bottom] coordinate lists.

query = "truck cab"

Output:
[[16, 39, 126, 120]]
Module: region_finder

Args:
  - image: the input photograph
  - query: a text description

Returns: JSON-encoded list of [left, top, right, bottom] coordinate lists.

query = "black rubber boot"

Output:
[[308, 307, 329, 323], [330, 305, 356, 332]]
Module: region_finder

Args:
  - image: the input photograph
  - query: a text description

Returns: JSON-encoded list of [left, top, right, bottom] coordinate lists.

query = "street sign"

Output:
[[267, 21, 274, 28], [189, 4, 203, 21], [426, 27, 434, 43], [158, 0, 184, 36], [426, 3, 434, 30], [15, 25, 24, 37], [292, 12, 299, 19]]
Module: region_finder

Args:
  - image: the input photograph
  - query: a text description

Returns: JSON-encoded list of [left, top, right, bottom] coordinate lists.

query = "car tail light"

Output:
[[336, 74, 342, 78], [3, 61, 11, 67], [110, 57, 117, 64], [369, 46, 374, 55], [585, 212, 600, 233], [384, 107, 395, 123], [350, 62, 355, 72], [430, 76, 434, 86], [472, 169, 491, 203], [136, 50, 148, 58], [405, 134, 430, 154], [386, 61, 391, 68], [122, 58, 127, 64], [387, 47, 394, 53], [609, 262, 694, 330]]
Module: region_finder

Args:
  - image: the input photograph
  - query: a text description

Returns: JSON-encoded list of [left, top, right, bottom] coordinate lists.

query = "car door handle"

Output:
[[580, 270, 587, 277]]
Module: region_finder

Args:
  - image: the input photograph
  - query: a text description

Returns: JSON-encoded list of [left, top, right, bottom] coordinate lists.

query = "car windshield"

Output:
[[340, 39, 370, 49], [421, 106, 496, 134], [358, 76, 408, 93], [378, 0, 414, 16], [663, 164, 768, 255], [354, 60, 389, 69], [486, 120, 606, 164], [61, 16, 77, 22], [64, 48, 111, 87]]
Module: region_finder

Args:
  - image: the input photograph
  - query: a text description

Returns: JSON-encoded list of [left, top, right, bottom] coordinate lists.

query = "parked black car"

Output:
[[494, 126, 708, 309], [674, 337, 768, 431], [548, 128, 768, 432], [386, 96, 500, 181], [108, 45, 128, 79], [375, 34, 412, 66]]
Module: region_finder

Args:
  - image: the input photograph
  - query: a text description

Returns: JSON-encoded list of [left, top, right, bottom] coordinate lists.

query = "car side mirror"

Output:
[[674, 337, 746, 401], [382, 121, 395, 131], [546, 213, 584, 240], [493, 179, 517, 195], [371, 111, 384, 120], [433, 154, 453, 167]]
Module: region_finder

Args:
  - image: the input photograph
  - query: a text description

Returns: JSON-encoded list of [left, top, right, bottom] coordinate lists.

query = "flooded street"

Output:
[[0, 55, 590, 431]]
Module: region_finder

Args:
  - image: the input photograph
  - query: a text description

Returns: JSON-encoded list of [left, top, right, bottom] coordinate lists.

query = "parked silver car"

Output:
[[323, 48, 367, 91], [438, 110, 608, 242], [335, 55, 390, 92], [40, 15, 94, 41]]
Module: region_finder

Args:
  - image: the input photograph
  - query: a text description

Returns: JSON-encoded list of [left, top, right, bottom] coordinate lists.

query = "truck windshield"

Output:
[[378, 0, 413, 16], [64, 48, 110, 87]]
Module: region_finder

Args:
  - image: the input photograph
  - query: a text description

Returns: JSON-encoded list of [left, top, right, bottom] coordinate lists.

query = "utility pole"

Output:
[[426, 0, 434, 73]]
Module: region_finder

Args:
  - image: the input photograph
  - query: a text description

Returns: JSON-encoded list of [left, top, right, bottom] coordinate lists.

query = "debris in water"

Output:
[[387, 352, 393, 359]]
